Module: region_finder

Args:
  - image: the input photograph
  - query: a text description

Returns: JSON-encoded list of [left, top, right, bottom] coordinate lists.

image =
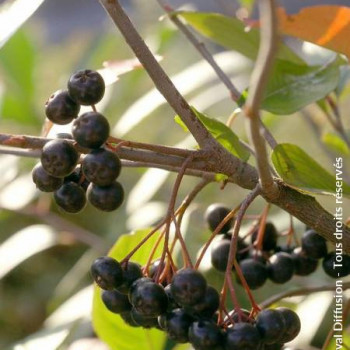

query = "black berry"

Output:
[[301, 229, 327, 259], [170, 268, 207, 306], [87, 181, 124, 212], [41, 139, 79, 178], [32, 163, 63, 192], [237, 258, 268, 290], [322, 252, 350, 278], [188, 320, 224, 350], [101, 289, 132, 314], [255, 309, 286, 345], [225, 322, 262, 350], [45, 90, 80, 125], [54, 182, 87, 213], [291, 247, 318, 276], [205, 203, 233, 234], [159, 308, 194, 343], [276, 307, 301, 343], [90, 256, 124, 290], [130, 308, 160, 328], [72, 112, 110, 149], [117, 262, 143, 294], [268, 252, 294, 284], [129, 279, 168, 317], [82, 148, 121, 186], [251, 222, 278, 252], [68, 69, 105, 105], [185, 285, 220, 318]]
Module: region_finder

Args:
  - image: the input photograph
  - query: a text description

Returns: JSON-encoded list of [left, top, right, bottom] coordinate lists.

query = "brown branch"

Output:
[[260, 281, 350, 309], [1, 131, 350, 253], [244, 0, 279, 199]]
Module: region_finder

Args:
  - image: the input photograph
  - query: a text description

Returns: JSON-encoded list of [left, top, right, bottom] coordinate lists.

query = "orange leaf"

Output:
[[277, 6, 350, 60]]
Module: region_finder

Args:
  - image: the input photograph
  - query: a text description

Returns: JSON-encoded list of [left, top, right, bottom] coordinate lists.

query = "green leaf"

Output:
[[271, 143, 350, 196], [262, 57, 344, 115], [175, 108, 250, 161], [322, 133, 350, 155], [92, 229, 166, 350], [178, 12, 303, 64]]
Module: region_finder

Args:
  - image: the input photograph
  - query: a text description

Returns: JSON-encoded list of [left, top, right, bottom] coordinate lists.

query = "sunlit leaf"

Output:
[[271, 143, 350, 196], [322, 132, 350, 155], [262, 56, 345, 115], [277, 6, 350, 60], [0, 224, 57, 279], [92, 229, 166, 350], [175, 108, 250, 161], [0, 0, 46, 48], [178, 12, 303, 63]]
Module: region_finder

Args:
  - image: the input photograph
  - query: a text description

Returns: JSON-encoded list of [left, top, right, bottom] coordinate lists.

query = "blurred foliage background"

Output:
[[0, 0, 349, 349]]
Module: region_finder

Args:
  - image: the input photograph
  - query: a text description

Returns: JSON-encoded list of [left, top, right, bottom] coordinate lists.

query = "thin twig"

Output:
[[260, 281, 350, 309], [156, 0, 241, 101], [225, 184, 262, 311], [98, 0, 212, 149], [244, 0, 279, 199]]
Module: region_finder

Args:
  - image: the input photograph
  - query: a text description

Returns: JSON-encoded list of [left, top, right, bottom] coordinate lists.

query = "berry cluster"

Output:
[[32, 70, 124, 213], [91, 257, 301, 349], [206, 204, 350, 290]]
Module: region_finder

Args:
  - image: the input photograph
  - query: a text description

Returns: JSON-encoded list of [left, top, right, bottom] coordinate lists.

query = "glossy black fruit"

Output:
[[251, 222, 278, 252], [32, 163, 63, 192], [129, 279, 168, 317], [322, 252, 350, 278], [255, 309, 286, 345], [211, 237, 248, 272], [301, 229, 327, 259], [237, 258, 268, 290], [87, 181, 124, 211], [90, 256, 124, 290], [276, 307, 301, 343], [68, 69, 105, 105], [205, 203, 233, 234], [41, 139, 79, 177], [185, 285, 220, 318], [117, 262, 143, 294], [54, 182, 86, 213], [64, 165, 90, 191], [72, 112, 110, 149], [170, 268, 207, 306], [268, 252, 294, 284], [225, 322, 262, 350], [291, 247, 318, 276], [45, 90, 80, 125], [159, 308, 194, 343], [120, 311, 140, 327], [82, 148, 122, 186], [130, 308, 160, 328], [164, 284, 179, 311], [101, 289, 132, 314], [189, 320, 224, 350]]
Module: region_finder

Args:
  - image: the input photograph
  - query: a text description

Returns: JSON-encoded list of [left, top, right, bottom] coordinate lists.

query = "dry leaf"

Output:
[[276, 6, 350, 60]]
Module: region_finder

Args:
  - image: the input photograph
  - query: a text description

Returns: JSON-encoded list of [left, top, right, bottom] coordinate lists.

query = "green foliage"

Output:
[[175, 108, 250, 161], [178, 12, 303, 63], [322, 132, 350, 155], [92, 229, 166, 350], [0, 29, 40, 126], [262, 57, 345, 115], [271, 143, 350, 196]]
